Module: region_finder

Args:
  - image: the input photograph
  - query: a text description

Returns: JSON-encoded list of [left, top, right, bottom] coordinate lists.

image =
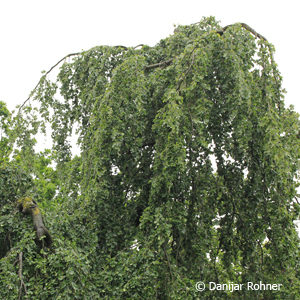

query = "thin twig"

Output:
[[163, 243, 174, 282], [18, 252, 27, 300], [176, 47, 197, 91]]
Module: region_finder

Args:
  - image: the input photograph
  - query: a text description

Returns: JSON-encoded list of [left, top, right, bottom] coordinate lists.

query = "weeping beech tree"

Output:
[[1, 17, 300, 299]]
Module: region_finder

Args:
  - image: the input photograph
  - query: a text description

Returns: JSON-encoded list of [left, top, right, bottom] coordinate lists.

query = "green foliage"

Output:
[[0, 101, 12, 161], [1, 17, 299, 299]]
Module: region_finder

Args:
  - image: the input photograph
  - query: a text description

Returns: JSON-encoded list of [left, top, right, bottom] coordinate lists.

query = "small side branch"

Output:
[[144, 58, 173, 71], [18, 252, 27, 300], [176, 47, 197, 91]]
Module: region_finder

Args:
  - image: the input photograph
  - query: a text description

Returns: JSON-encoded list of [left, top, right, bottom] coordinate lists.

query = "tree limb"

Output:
[[18, 252, 27, 300], [144, 58, 173, 70], [17, 197, 52, 248], [219, 23, 268, 41], [133, 44, 145, 49]]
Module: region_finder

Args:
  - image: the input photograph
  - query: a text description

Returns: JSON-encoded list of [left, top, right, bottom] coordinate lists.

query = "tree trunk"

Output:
[[17, 197, 52, 248]]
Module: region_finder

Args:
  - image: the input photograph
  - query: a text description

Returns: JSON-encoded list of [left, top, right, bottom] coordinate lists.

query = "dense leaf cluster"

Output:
[[1, 17, 299, 299]]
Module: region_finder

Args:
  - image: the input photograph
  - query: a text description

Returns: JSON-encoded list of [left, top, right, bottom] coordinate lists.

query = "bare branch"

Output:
[[240, 23, 267, 41], [133, 44, 145, 49]]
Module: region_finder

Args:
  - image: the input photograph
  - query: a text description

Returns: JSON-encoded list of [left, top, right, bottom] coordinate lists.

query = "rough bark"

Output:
[[17, 197, 52, 248]]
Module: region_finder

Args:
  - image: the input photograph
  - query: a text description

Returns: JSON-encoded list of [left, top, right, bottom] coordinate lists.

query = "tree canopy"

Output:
[[1, 17, 299, 299]]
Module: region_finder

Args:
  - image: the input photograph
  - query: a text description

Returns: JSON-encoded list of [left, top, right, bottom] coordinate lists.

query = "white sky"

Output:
[[0, 0, 299, 113]]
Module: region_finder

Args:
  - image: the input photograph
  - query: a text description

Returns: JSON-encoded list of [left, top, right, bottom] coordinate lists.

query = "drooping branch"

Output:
[[147, 23, 268, 72], [17, 197, 52, 248], [18, 52, 81, 113], [218, 23, 268, 41], [18, 45, 137, 113], [18, 23, 269, 112], [176, 46, 197, 91]]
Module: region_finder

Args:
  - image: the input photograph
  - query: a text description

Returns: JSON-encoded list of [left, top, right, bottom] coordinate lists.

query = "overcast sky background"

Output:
[[0, 0, 299, 113]]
